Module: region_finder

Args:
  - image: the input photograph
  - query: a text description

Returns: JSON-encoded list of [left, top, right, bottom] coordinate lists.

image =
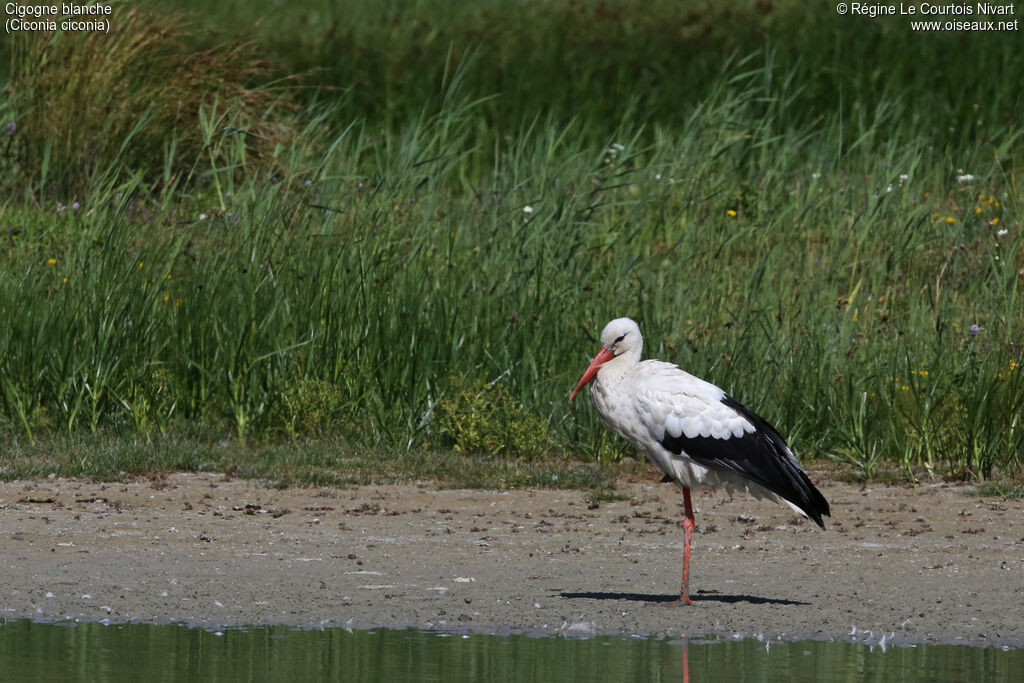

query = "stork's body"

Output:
[[571, 318, 829, 604]]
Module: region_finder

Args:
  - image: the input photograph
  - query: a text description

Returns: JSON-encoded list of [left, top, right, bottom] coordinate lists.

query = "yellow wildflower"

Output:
[[726, 209, 737, 217], [46, 258, 57, 265]]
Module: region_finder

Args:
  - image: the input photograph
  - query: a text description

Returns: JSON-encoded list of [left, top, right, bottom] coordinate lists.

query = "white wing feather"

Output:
[[630, 361, 754, 442]]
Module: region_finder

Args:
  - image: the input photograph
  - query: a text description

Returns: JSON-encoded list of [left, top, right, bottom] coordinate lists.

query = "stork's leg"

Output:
[[680, 486, 695, 605]]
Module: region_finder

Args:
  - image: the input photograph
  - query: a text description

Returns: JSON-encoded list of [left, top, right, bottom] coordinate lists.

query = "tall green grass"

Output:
[[0, 1, 1021, 483], [1, 7, 293, 198]]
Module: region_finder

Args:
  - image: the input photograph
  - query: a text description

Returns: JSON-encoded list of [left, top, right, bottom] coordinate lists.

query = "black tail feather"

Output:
[[659, 396, 831, 528]]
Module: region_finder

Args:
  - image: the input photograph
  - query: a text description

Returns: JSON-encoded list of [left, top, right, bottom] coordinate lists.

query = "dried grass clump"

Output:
[[5, 6, 293, 196]]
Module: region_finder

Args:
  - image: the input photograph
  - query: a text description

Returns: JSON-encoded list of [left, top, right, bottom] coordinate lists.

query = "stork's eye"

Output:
[[613, 333, 626, 344]]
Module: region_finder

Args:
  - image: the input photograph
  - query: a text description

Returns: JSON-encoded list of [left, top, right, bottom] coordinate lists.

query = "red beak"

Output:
[[570, 347, 616, 400]]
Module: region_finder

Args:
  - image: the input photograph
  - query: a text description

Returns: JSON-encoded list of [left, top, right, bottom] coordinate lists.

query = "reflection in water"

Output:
[[0, 620, 1020, 682]]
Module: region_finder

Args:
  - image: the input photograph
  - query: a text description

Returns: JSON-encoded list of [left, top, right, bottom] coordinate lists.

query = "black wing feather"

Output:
[[659, 396, 830, 528]]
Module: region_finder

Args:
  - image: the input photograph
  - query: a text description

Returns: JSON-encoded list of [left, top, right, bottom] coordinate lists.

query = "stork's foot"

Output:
[[669, 587, 694, 606]]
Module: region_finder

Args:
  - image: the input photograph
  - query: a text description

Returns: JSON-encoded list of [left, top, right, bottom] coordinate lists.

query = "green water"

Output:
[[0, 621, 1020, 682]]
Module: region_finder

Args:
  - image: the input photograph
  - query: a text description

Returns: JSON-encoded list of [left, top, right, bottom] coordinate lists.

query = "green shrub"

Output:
[[119, 366, 178, 440], [273, 378, 346, 438], [438, 376, 551, 458]]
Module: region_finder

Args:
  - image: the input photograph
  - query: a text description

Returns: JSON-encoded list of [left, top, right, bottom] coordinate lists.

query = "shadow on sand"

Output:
[[559, 591, 809, 606]]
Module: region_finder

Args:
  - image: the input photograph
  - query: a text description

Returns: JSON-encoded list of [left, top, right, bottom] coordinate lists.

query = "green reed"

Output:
[[0, 1, 1020, 484]]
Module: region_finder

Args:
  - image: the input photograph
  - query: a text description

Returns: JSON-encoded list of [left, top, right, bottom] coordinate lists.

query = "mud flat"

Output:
[[1, 473, 1021, 646]]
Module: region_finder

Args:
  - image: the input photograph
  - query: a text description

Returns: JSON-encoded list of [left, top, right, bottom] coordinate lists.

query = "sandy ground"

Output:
[[1, 472, 1022, 647]]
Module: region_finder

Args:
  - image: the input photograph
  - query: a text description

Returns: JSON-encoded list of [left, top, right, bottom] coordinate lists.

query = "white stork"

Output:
[[570, 317, 829, 605]]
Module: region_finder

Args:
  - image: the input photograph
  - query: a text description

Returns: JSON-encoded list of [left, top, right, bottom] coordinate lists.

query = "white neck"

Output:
[[597, 346, 640, 386]]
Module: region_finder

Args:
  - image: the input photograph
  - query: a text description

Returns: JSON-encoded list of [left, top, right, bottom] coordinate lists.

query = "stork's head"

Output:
[[570, 317, 643, 400]]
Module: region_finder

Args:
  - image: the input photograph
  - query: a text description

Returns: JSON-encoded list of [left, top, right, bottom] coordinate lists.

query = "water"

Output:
[[0, 620, 1020, 682]]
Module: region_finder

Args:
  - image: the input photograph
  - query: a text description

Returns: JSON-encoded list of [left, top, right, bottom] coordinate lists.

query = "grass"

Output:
[[0, 1, 1021, 488], [0, 431, 619, 492], [3, 7, 291, 197], [973, 481, 1024, 500]]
